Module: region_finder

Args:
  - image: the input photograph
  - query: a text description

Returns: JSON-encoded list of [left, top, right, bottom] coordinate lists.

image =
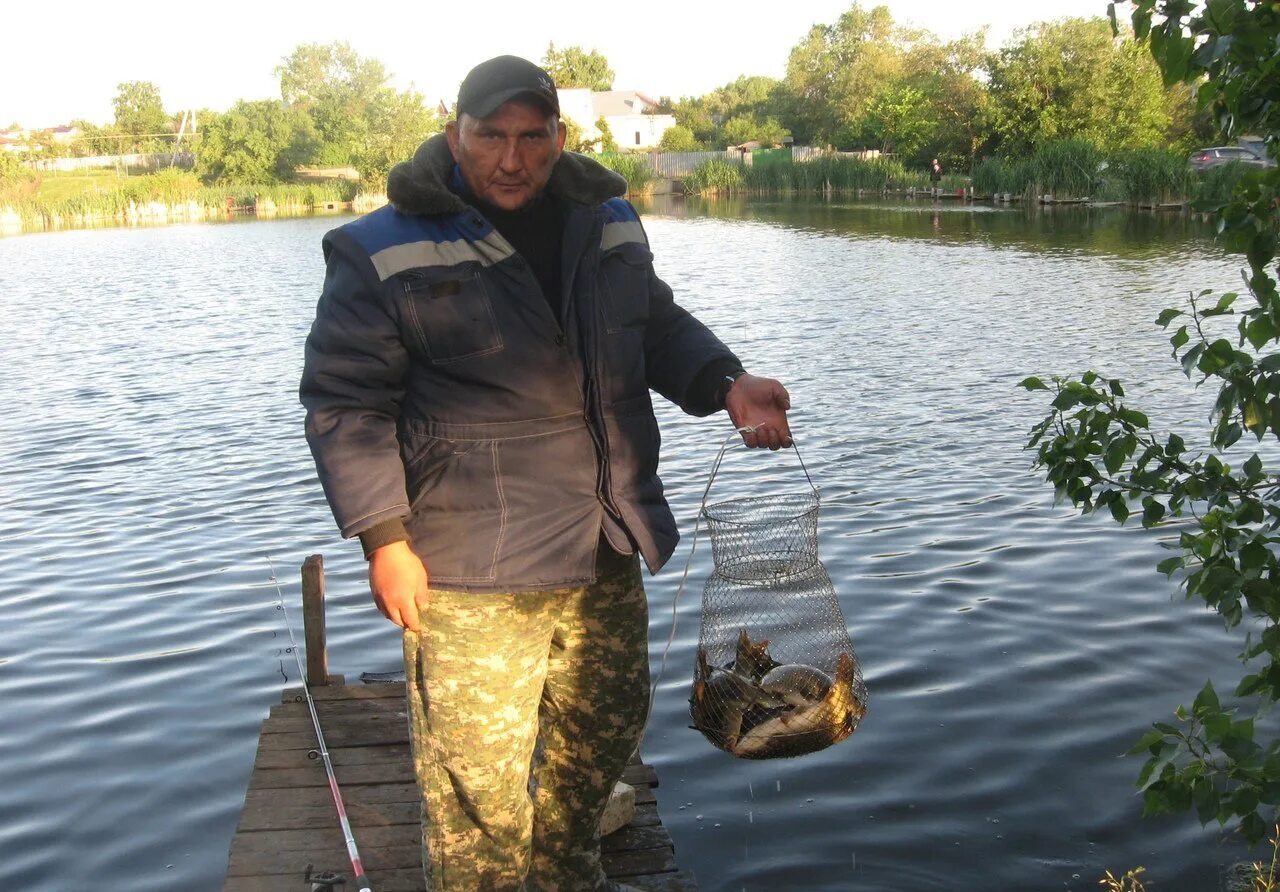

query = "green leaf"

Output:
[[1156, 308, 1184, 327], [1109, 379, 1125, 396], [1082, 371, 1098, 386], [1193, 680, 1220, 716], [1051, 390, 1080, 411], [1018, 376, 1048, 391], [1244, 454, 1263, 479], [1171, 325, 1190, 351], [1243, 812, 1267, 844], [1142, 498, 1166, 527], [1110, 498, 1130, 524], [1119, 408, 1150, 428], [1182, 343, 1205, 377], [1157, 556, 1184, 577], [1246, 315, 1277, 350], [1258, 353, 1280, 373], [1104, 444, 1127, 475], [1129, 729, 1167, 755]]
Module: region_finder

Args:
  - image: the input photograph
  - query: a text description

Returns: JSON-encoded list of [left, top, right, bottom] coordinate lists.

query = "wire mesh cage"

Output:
[[689, 444, 867, 760]]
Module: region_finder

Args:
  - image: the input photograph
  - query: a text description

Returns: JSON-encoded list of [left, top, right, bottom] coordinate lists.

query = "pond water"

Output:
[[0, 197, 1260, 891]]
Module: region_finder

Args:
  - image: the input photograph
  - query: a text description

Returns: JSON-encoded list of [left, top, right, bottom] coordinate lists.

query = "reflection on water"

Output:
[[0, 201, 1259, 891]]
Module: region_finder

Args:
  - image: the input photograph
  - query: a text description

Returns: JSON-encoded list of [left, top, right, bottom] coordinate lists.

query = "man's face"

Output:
[[446, 99, 567, 211]]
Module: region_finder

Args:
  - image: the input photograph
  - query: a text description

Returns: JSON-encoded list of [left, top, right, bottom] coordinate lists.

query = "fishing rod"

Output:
[[267, 557, 373, 892]]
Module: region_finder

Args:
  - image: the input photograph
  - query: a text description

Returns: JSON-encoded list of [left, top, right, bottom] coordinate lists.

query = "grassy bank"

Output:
[[971, 140, 1242, 206], [1, 167, 364, 233], [676, 154, 950, 195]]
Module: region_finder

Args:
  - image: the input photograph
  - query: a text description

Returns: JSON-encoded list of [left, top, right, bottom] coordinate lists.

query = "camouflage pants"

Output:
[[402, 542, 650, 891]]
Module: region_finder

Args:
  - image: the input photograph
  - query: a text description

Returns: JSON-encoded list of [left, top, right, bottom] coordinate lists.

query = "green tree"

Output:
[[1023, 0, 1280, 845], [782, 3, 904, 146], [595, 116, 618, 153], [70, 119, 126, 156], [195, 100, 318, 184], [113, 81, 170, 152], [720, 114, 790, 148], [540, 43, 614, 91], [985, 18, 1191, 156], [276, 42, 393, 167], [355, 86, 442, 187], [658, 124, 701, 152]]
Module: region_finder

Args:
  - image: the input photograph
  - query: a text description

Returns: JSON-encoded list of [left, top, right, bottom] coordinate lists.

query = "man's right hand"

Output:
[[368, 541, 430, 631]]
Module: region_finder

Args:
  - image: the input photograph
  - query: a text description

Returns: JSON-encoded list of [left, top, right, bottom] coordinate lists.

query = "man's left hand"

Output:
[[725, 374, 793, 450]]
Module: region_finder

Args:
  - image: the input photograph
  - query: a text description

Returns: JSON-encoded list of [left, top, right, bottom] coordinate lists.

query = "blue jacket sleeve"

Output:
[[299, 233, 412, 538], [642, 260, 742, 416]]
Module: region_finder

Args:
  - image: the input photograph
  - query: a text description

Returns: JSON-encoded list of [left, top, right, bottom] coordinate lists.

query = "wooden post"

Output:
[[301, 554, 329, 686]]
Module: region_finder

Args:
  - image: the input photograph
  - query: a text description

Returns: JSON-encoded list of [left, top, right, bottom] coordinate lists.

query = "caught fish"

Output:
[[690, 646, 783, 750], [759, 662, 833, 707], [733, 628, 781, 681], [731, 652, 864, 759]]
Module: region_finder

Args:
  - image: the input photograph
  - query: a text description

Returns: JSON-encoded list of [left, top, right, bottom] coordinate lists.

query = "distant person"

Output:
[[930, 158, 943, 185], [299, 54, 793, 891]]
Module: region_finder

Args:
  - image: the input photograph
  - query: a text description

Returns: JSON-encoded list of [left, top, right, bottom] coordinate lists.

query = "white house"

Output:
[[557, 89, 676, 151]]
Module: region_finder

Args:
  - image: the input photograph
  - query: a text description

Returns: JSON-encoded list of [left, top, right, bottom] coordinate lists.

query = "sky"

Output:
[[2, 0, 1114, 128]]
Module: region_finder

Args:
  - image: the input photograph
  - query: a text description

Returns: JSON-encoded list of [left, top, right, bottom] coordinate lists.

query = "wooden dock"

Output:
[[223, 557, 696, 891]]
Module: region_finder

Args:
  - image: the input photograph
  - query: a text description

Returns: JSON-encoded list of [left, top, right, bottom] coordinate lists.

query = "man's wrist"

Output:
[[359, 518, 410, 559], [716, 368, 749, 410]]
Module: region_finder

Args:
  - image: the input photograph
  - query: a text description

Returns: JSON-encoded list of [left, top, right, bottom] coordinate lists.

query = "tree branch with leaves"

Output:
[[1022, 0, 1280, 844]]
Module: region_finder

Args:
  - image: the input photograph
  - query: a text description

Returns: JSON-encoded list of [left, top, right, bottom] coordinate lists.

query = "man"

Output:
[[300, 55, 792, 891]]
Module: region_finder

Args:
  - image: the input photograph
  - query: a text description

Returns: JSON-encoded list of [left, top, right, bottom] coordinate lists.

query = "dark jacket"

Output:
[[300, 135, 738, 592]]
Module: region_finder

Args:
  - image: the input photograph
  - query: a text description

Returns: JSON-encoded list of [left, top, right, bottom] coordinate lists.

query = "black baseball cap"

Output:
[[456, 55, 560, 119]]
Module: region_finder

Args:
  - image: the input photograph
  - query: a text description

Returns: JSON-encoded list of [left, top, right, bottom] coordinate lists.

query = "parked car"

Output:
[[1188, 145, 1273, 170]]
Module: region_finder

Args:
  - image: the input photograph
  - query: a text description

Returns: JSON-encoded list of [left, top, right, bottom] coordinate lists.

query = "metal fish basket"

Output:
[[689, 443, 867, 760]]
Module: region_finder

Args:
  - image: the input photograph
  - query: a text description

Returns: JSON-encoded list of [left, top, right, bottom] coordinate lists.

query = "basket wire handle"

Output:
[[634, 425, 814, 757], [700, 426, 819, 513]]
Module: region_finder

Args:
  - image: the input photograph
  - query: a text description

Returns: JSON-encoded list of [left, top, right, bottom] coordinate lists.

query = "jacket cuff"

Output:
[[358, 518, 410, 560], [686, 358, 746, 416]]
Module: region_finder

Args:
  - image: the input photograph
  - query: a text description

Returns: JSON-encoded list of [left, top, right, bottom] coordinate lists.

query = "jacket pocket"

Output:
[[599, 244, 652, 333], [403, 434, 505, 584], [400, 266, 504, 364]]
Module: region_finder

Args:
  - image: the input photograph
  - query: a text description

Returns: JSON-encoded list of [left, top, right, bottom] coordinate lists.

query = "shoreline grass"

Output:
[[1, 168, 364, 233]]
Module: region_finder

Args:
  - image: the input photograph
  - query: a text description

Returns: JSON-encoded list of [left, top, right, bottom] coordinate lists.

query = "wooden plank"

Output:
[[270, 698, 407, 719], [226, 867, 697, 892], [602, 845, 678, 877], [599, 823, 673, 853], [301, 554, 329, 686], [243, 783, 421, 809], [226, 868, 423, 892], [623, 870, 700, 891], [248, 763, 413, 789], [283, 682, 403, 702], [227, 843, 420, 876], [235, 799, 418, 832], [255, 723, 405, 750], [254, 742, 410, 770], [230, 823, 415, 855]]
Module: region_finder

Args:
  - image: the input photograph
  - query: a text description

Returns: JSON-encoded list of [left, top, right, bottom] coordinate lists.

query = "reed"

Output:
[[727, 154, 930, 194], [684, 158, 745, 194], [1196, 160, 1253, 206], [2, 169, 361, 231], [1032, 139, 1103, 198], [968, 157, 1036, 197], [1109, 147, 1194, 204], [595, 153, 658, 195]]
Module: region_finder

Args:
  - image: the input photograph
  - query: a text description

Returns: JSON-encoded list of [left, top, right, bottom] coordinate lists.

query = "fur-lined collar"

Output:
[[386, 133, 628, 216]]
